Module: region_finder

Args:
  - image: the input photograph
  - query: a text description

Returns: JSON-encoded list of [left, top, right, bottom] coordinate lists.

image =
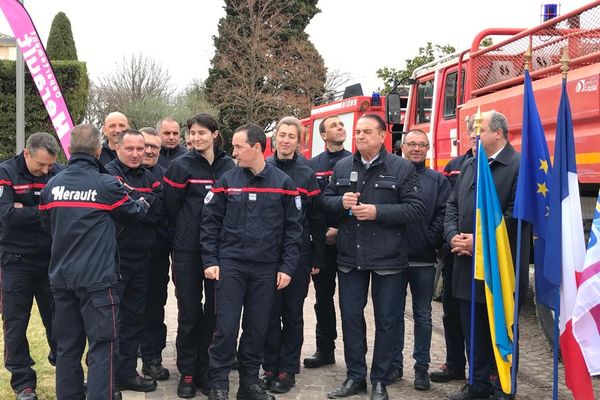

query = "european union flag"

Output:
[[513, 70, 555, 310], [475, 139, 515, 395]]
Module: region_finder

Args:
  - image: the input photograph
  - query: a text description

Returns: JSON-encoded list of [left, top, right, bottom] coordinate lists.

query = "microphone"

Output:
[[349, 171, 359, 216]]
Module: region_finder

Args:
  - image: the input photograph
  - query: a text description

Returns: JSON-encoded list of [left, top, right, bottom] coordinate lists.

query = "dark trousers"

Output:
[[115, 254, 150, 381], [53, 287, 118, 400], [172, 251, 216, 377], [392, 266, 436, 372], [209, 259, 277, 390], [0, 253, 56, 391], [310, 244, 338, 353], [338, 269, 402, 384], [441, 255, 466, 370], [458, 299, 494, 394], [141, 247, 171, 363], [264, 255, 311, 374]]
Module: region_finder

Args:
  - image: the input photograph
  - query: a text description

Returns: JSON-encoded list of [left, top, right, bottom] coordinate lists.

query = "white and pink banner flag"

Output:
[[573, 190, 600, 376], [0, 0, 73, 158]]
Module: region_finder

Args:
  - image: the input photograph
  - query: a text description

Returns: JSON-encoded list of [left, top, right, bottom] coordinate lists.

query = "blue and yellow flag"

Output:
[[475, 139, 515, 394]]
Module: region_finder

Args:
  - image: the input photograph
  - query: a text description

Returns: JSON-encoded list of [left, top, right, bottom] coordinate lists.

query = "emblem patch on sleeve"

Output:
[[295, 195, 302, 211], [204, 191, 215, 204]]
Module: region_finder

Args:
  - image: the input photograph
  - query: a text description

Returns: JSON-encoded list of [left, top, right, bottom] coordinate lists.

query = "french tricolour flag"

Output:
[[544, 79, 594, 399], [573, 190, 600, 376]]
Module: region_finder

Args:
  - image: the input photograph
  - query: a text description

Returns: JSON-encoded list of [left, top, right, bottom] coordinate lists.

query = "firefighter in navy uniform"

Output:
[[138, 127, 172, 382], [39, 124, 148, 400], [157, 117, 187, 169], [0, 133, 63, 400], [162, 113, 235, 398], [105, 129, 163, 393], [305, 115, 351, 369], [200, 124, 303, 400], [261, 117, 326, 394]]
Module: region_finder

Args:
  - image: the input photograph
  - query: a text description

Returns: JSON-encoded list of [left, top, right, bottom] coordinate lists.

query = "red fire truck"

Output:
[[388, 0, 600, 207]]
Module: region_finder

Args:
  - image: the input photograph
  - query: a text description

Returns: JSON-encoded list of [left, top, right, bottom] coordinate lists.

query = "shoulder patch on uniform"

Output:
[[295, 195, 302, 211], [204, 191, 215, 204]]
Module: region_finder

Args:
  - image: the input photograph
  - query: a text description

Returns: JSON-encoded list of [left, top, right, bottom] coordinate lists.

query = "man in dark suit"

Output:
[[443, 111, 530, 400]]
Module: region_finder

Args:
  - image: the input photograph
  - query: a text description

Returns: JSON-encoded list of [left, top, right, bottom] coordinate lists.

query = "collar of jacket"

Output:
[[412, 160, 426, 172], [192, 146, 226, 165], [116, 158, 144, 177], [353, 145, 387, 166], [272, 151, 298, 169], [244, 161, 271, 180], [16, 151, 30, 176], [326, 147, 349, 157], [69, 153, 104, 171], [491, 142, 515, 166], [161, 145, 183, 158]]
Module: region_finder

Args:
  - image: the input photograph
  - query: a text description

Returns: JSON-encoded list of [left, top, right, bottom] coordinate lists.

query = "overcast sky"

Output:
[[0, 0, 593, 94]]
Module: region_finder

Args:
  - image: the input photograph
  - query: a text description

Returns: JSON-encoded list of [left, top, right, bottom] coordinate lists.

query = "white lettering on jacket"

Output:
[[51, 186, 98, 202]]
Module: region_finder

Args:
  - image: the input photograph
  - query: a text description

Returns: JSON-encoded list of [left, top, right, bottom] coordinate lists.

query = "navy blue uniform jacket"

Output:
[[39, 153, 148, 290], [200, 163, 303, 277]]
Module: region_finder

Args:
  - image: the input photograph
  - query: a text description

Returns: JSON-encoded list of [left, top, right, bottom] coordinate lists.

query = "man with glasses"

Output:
[[139, 127, 172, 382], [388, 129, 451, 391]]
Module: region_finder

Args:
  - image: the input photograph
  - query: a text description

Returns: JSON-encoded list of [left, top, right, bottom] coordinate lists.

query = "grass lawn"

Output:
[[1, 301, 57, 400]]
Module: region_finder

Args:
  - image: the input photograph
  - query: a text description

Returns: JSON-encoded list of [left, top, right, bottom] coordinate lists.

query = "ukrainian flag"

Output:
[[474, 139, 515, 394]]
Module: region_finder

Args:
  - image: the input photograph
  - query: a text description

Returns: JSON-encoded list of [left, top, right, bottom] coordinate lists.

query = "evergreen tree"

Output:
[[46, 12, 78, 61], [206, 0, 326, 147]]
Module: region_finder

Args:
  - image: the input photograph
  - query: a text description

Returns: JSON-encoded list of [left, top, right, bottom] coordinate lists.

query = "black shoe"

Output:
[[303, 351, 335, 368], [371, 382, 389, 400], [388, 363, 403, 382], [269, 372, 295, 394], [194, 373, 210, 396], [328, 379, 367, 398], [414, 369, 430, 390], [16, 388, 37, 400], [236, 383, 274, 400], [142, 359, 170, 381], [209, 389, 230, 400], [430, 364, 466, 383], [177, 375, 196, 398], [259, 371, 277, 390], [445, 384, 493, 400], [119, 374, 157, 392]]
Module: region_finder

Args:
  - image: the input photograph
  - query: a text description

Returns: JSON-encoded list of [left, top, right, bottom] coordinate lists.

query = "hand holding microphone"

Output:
[[343, 171, 360, 215]]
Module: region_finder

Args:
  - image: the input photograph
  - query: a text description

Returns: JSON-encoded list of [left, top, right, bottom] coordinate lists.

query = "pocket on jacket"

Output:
[[89, 289, 119, 342]]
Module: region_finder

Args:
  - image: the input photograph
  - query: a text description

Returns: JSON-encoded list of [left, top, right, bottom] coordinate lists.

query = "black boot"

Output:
[[16, 388, 37, 400], [236, 383, 274, 400], [269, 372, 295, 394], [177, 375, 196, 398], [303, 351, 335, 368], [118, 374, 157, 392], [208, 389, 229, 400], [142, 359, 170, 381]]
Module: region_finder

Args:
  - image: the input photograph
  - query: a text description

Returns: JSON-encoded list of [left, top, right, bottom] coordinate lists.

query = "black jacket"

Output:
[[200, 163, 303, 276], [163, 148, 235, 254], [99, 140, 117, 166], [105, 159, 164, 256], [309, 148, 352, 228], [406, 161, 451, 264], [267, 152, 326, 269], [321, 147, 425, 270], [443, 143, 530, 303], [0, 152, 64, 257], [39, 153, 148, 290], [146, 163, 171, 252], [158, 144, 187, 169], [443, 149, 473, 189]]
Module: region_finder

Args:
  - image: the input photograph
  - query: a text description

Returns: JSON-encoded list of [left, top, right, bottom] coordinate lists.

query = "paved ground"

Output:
[[124, 276, 600, 400]]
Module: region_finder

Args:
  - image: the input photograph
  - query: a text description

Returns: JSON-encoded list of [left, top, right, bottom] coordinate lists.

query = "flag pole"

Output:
[[469, 107, 483, 395], [509, 46, 533, 397]]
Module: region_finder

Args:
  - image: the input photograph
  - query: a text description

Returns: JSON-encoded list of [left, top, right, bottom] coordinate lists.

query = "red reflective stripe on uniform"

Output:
[[152, 181, 161, 188], [448, 170, 460, 176], [11, 183, 46, 190], [163, 176, 187, 189], [297, 187, 321, 197], [188, 179, 214, 184], [135, 187, 153, 193], [315, 171, 333, 177], [39, 195, 129, 211], [0, 180, 12, 186], [115, 176, 155, 192], [211, 187, 299, 196]]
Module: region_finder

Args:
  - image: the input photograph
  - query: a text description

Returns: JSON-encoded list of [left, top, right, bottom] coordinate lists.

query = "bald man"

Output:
[[100, 112, 129, 166]]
